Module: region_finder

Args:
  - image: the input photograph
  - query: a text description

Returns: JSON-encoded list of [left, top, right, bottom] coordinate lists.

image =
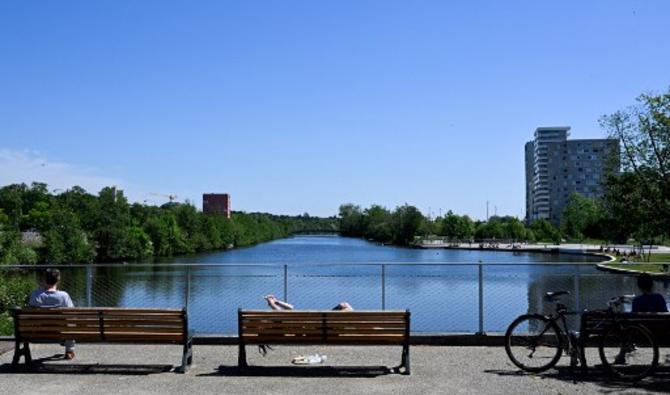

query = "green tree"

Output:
[[440, 211, 475, 240], [502, 218, 527, 241], [475, 220, 504, 239], [390, 205, 425, 245], [0, 184, 26, 228], [92, 187, 132, 260], [560, 193, 603, 241], [43, 207, 95, 264], [600, 88, 670, 240], [364, 205, 392, 242], [0, 228, 38, 264], [119, 226, 154, 259], [338, 204, 366, 237], [530, 219, 561, 244]]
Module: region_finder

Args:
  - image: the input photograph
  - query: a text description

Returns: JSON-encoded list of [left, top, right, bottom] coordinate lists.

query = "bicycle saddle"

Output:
[[545, 291, 570, 299]]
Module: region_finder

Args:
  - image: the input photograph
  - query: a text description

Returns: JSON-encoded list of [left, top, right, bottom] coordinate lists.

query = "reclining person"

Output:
[[28, 268, 76, 360], [264, 295, 353, 311]]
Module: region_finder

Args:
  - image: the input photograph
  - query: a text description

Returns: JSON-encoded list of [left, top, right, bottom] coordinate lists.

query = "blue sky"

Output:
[[1, 1, 669, 218]]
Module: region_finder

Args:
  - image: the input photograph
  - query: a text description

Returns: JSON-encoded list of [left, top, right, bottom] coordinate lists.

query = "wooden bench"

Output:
[[238, 309, 411, 374], [11, 307, 193, 373], [579, 310, 670, 372]]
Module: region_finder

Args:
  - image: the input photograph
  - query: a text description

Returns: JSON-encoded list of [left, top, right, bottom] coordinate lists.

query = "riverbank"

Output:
[[418, 242, 617, 262]]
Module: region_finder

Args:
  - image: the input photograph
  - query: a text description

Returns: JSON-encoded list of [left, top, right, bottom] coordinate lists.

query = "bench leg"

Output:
[[176, 338, 193, 374], [238, 343, 247, 368], [401, 344, 410, 375], [394, 344, 410, 375], [12, 341, 32, 369], [579, 342, 588, 375]]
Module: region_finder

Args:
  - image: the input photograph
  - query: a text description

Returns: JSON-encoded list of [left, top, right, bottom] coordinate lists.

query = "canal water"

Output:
[[51, 235, 665, 334]]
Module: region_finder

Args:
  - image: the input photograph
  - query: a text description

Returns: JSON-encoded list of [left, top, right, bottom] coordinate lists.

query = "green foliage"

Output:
[[43, 207, 95, 264], [364, 205, 393, 242], [338, 203, 426, 246], [475, 220, 503, 239], [0, 228, 38, 264], [473, 216, 530, 241], [0, 183, 339, 263], [340, 205, 546, 245], [560, 193, 603, 241], [390, 205, 425, 245], [600, 88, 670, 243], [338, 204, 367, 238], [439, 211, 475, 239], [530, 219, 561, 244], [0, 270, 34, 335]]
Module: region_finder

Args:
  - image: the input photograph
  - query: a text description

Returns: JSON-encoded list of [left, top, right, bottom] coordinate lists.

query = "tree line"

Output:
[[0, 185, 338, 264], [339, 203, 562, 245]]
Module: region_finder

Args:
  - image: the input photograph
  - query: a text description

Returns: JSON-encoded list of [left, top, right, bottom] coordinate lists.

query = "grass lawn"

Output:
[[604, 254, 670, 274], [605, 263, 669, 274], [629, 253, 670, 263]]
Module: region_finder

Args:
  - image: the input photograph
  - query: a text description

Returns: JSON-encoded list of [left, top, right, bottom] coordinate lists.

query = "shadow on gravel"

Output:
[[485, 365, 670, 393], [0, 354, 174, 375], [203, 365, 392, 378]]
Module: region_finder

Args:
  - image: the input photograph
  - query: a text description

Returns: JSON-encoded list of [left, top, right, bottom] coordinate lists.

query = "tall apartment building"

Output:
[[525, 127, 619, 225], [203, 193, 231, 218]]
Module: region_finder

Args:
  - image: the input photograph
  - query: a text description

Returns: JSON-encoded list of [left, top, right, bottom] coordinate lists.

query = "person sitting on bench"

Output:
[[264, 295, 353, 311], [632, 273, 668, 313], [28, 268, 76, 360], [615, 273, 667, 364]]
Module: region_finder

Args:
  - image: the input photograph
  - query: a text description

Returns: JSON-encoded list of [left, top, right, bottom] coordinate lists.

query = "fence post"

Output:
[[381, 264, 386, 310], [184, 266, 191, 310], [477, 262, 485, 335], [86, 264, 92, 307], [573, 269, 580, 313], [283, 264, 288, 302]]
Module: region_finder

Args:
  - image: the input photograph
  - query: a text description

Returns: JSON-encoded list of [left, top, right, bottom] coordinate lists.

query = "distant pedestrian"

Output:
[[28, 268, 76, 360]]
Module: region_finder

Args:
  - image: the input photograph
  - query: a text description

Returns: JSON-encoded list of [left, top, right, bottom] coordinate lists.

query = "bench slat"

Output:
[[14, 308, 188, 343], [241, 316, 406, 321]]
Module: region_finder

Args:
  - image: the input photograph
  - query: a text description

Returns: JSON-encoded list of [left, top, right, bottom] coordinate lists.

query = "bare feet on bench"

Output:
[[65, 351, 75, 360]]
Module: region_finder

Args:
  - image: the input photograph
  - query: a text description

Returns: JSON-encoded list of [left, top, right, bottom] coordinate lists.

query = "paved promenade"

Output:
[[1, 343, 669, 394]]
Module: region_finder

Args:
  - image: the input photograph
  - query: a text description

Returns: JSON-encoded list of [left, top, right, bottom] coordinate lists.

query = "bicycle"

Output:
[[504, 292, 659, 381], [595, 295, 659, 381], [504, 290, 582, 373]]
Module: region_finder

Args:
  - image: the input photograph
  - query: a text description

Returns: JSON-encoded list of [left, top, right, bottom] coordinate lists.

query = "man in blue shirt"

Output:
[[614, 273, 667, 365], [28, 269, 76, 360], [632, 273, 668, 313]]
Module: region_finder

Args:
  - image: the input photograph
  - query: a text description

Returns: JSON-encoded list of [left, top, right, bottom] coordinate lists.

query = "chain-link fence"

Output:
[[1, 263, 665, 335]]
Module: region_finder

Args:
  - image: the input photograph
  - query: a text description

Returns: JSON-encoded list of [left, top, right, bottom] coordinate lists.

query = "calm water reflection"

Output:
[[53, 235, 670, 334]]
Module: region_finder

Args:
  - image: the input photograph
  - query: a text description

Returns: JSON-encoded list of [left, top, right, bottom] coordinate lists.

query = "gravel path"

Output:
[[1, 343, 669, 394]]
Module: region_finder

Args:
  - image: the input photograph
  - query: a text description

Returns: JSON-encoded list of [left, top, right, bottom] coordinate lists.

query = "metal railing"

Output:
[[1, 262, 666, 335]]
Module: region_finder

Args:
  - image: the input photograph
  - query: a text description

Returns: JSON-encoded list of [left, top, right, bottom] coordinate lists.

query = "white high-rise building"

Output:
[[525, 127, 619, 225]]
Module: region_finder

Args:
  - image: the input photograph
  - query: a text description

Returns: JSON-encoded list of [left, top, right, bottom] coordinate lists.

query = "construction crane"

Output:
[[150, 193, 179, 203]]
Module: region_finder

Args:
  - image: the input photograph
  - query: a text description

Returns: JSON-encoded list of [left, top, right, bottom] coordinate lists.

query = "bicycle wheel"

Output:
[[505, 314, 563, 372], [599, 324, 658, 381]]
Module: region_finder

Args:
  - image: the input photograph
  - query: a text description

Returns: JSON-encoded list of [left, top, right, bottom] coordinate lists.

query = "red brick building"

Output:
[[202, 193, 231, 218]]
